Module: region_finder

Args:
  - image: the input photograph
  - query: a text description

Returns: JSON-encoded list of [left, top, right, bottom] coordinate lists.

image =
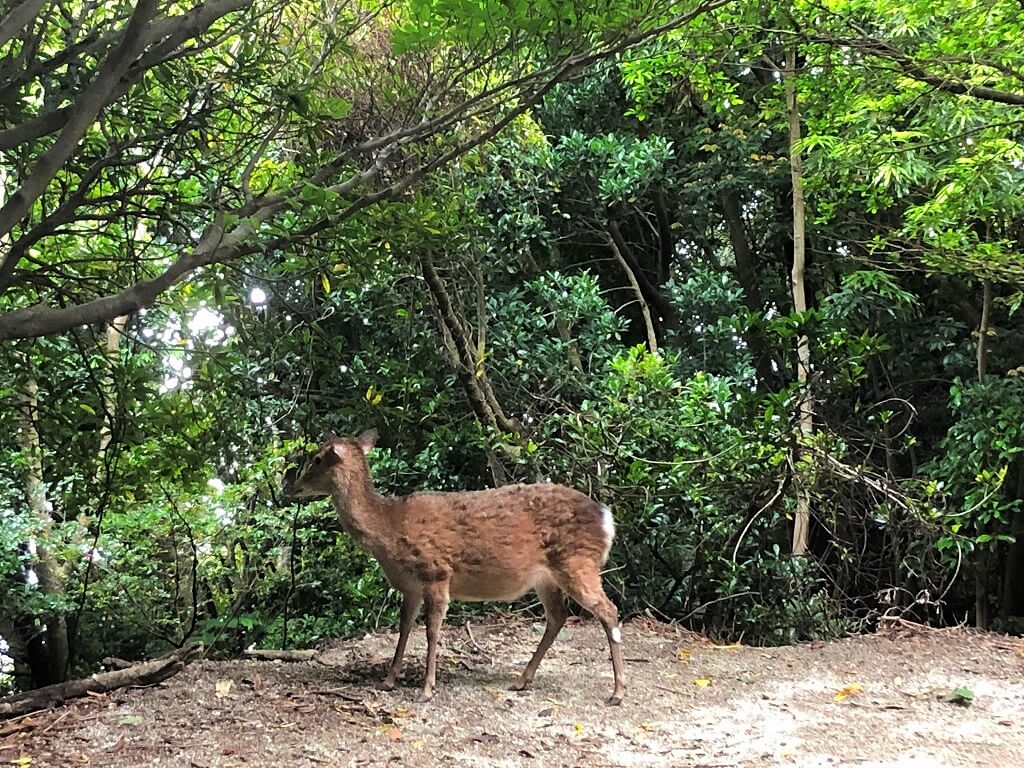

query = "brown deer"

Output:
[[284, 429, 626, 705]]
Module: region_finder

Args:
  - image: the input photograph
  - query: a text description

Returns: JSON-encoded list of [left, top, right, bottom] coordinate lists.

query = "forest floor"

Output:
[[3, 618, 1024, 767]]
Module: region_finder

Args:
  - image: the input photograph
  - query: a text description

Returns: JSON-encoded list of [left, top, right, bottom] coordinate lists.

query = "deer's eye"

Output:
[[313, 456, 322, 466]]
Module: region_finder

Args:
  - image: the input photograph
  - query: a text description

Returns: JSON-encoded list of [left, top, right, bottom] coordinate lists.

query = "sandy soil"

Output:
[[3, 618, 1023, 767]]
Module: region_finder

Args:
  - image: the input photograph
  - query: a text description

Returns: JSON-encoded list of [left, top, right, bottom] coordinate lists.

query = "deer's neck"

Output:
[[331, 475, 390, 548]]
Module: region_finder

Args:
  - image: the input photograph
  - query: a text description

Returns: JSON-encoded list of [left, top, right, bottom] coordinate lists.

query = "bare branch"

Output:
[[0, 0, 46, 48], [0, 0, 161, 244], [0, 0, 254, 151]]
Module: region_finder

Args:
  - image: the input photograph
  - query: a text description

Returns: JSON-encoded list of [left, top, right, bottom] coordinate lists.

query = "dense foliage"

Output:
[[2, 0, 1023, 691]]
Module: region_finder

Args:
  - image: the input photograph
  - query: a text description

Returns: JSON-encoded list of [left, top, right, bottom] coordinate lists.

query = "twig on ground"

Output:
[[307, 688, 365, 702], [242, 648, 320, 662], [465, 622, 493, 665], [654, 683, 688, 696]]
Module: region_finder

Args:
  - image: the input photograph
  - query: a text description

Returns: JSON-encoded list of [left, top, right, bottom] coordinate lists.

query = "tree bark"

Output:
[[16, 378, 71, 686], [785, 47, 812, 557], [0, 0, 46, 48], [0, 644, 202, 718]]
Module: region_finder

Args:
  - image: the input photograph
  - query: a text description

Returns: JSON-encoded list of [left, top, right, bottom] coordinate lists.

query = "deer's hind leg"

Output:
[[512, 581, 568, 692], [558, 560, 626, 705]]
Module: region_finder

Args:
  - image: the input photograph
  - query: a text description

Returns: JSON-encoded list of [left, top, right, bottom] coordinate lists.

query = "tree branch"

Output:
[[0, 0, 254, 152], [823, 34, 1024, 106], [0, 0, 161, 244], [606, 228, 659, 355], [0, 644, 202, 718], [0, 0, 46, 48], [0, 204, 274, 340]]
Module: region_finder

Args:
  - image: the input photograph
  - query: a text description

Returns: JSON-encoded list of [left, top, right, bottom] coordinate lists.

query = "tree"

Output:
[[0, 0, 731, 342], [5, 0, 1024, 697]]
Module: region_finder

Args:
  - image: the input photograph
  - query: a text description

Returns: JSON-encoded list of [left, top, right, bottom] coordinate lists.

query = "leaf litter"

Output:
[[5, 619, 1024, 767]]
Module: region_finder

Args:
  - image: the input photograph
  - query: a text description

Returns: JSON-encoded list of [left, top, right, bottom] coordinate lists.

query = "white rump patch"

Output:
[[611, 626, 622, 644], [600, 504, 615, 561]]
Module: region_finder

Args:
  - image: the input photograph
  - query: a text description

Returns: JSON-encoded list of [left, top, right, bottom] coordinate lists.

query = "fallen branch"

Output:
[[0, 643, 202, 719], [242, 648, 320, 662], [100, 656, 134, 670], [877, 615, 931, 633]]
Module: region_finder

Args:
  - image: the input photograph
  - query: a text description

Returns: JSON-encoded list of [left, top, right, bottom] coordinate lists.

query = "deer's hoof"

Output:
[[416, 690, 434, 704], [377, 679, 397, 691], [606, 694, 624, 706]]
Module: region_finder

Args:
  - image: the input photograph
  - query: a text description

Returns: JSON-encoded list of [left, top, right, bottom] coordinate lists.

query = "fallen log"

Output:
[[0, 643, 202, 719], [242, 648, 319, 662]]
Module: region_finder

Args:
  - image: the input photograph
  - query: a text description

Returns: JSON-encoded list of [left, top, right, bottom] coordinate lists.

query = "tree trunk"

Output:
[[607, 219, 677, 329], [16, 378, 71, 686], [721, 191, 762, 313], [977, 280, 991, 381], [651, 189, 674, 283], [974, 280, 993, 628], [96, 315, 128, 469], [975, 550, 990, 630], [1001, 460, 1024, 623], [0, 617, 32, 691], [1001, 539, 1024, 623], [421, 252, 520, 438], [720, 190, 781, 388], [785, 47, 812, 557]]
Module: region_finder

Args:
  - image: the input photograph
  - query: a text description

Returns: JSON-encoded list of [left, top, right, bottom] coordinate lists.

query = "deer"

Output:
[[284, 429, 626, 705]]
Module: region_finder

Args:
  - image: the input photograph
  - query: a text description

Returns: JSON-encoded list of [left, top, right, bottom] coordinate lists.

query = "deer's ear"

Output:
[[356, 429, 378, 454], [330, 443, 346, 460], [321, 429, 337, 444]]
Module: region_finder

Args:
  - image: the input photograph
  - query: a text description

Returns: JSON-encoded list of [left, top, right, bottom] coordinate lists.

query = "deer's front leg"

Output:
[[418, 582, 450, 703], [380, 592, 421, 691]]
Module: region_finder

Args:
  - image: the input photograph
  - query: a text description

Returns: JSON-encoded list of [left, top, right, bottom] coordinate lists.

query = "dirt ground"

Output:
[[3, 618, 1023, 767]]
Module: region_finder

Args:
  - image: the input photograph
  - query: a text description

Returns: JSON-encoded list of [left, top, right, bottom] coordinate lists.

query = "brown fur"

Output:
[[285, 430, 626, 705]]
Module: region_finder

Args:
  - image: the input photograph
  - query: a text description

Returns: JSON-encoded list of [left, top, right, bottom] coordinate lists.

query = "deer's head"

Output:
[[284, 429, 378, 499]]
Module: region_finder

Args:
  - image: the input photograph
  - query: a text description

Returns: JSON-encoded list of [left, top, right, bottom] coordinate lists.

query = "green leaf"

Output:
[[322, 97, 351, 119], [952, 687, 974, 706]]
